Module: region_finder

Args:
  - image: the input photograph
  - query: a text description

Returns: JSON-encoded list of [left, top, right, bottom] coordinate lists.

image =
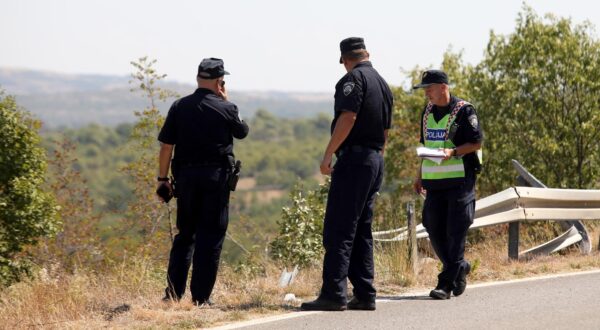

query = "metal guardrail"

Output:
[[374, 161, 600, 260]]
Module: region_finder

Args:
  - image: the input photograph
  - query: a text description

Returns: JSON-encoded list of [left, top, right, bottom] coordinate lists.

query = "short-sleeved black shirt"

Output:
[[419, 95, 483, 198], [332, 61, 393, 151], [158, 88, 249, 164]]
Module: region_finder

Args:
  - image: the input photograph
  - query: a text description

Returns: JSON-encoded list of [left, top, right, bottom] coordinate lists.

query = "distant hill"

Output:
[[0, 68, 332, 127]]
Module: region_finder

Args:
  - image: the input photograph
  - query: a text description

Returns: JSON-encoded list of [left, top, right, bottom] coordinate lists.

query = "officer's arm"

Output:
[[413, 159, 424, 195], [229, 105, 249, 139], [443, 141, 482, 159], [320, 111, 356, 175], [159, 143, 174, 178], [382, 129, 389, 155], [443, 106, 483, 159], [232, 120, 249, 139]]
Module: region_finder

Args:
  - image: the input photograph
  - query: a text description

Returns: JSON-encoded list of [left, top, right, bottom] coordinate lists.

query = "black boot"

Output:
[[162, 291, 180, 302], [429, 282, 452, 300], [300, 297, 346, 311], [347, 296, 376, 311], [453, 262, 471, 297]]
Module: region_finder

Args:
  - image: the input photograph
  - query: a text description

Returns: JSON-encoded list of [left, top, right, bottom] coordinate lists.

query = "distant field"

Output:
[[0, 68, 333, 128]]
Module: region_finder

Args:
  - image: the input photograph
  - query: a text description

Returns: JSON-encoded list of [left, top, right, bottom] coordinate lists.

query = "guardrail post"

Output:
[[508, 173, 528, 261], [406, 201, 418, 274], [508, 222, 519, 260]]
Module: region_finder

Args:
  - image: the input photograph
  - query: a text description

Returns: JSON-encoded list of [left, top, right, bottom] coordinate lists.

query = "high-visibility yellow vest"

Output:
[[421, 100, 469, 188]]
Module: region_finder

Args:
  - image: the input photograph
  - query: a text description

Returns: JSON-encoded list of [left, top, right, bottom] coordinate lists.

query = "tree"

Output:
[[110, 57, 179, 259], [0, 91, 59, 286], [29, 138, 103, 271], [472, 6, 600, 193]]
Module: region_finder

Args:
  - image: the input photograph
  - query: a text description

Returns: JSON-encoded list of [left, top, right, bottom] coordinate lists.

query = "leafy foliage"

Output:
[[29, 138, 104, 270], [472, 6, 600, 192], [0, 91, 59, 286], [269, 179, 329, 268]]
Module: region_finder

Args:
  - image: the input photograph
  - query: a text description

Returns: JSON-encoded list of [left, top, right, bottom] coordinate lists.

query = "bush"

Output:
[[269, 179, 329, 268], [0, 91, 59, 286]]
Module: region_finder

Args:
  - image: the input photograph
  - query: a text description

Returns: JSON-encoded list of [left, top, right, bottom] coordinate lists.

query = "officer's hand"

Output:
[[440, 148, 453, 160], [217, 81, 228, 101], [156, 181, 173, 202], [320, 154, 333, 175], [413, 177, 424, 195]]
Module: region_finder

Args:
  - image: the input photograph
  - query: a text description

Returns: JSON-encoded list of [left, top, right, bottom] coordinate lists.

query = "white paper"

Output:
[[416, 147, 445, 164], [416, 146, 446, 158]]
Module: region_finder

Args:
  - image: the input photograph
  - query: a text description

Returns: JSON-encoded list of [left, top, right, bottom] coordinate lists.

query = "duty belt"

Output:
[[179, 160, 225, 168], [336, 145, 380, 158]]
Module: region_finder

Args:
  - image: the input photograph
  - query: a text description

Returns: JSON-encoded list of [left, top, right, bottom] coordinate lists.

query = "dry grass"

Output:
[[2, 225, 600, 329], [0, 258, 324, 330]]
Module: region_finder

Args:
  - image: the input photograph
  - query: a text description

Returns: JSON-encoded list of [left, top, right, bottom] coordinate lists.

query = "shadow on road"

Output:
[[378, 295, 432, 301]]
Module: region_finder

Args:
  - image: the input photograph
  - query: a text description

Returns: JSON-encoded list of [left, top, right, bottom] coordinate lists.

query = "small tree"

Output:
[[269, 179, 329, 268], [0, 91, 59, 286], [29, 138, 103, 271], [111, 57, 179, 259]]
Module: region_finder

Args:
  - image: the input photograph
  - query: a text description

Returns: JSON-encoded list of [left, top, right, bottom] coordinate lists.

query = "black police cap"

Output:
[[339, 37, 366, 63], [197, 58, 230, 79], [412, 70, 449, 89]]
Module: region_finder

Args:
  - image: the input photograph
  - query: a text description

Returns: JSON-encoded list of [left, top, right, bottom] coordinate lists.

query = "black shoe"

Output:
[[347, 297, 376, 311], [300, 298, 346, 311], [453, 263, 471, 297], [429, 287, 451, 300]]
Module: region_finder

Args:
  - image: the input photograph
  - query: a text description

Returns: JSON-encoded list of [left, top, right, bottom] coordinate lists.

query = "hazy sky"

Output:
[[1, 0, 599, 92]]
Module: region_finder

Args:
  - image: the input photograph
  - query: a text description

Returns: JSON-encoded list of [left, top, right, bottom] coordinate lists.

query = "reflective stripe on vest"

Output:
[[421, 100, 469, 181]]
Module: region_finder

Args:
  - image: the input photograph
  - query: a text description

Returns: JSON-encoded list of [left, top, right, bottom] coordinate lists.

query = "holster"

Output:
[[226, 155, 242, 191]]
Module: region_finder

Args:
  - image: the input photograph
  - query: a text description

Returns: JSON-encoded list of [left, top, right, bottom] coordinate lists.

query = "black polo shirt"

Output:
[[158, 88, 249, 164], [419, 95, 483, 198], [332, 61, 393, 151]]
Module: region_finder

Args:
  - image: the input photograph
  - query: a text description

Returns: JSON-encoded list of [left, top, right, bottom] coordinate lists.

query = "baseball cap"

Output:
[[197, 58, 230, 79], [339, 37, 366, 63], [412, 70, 449, 89]]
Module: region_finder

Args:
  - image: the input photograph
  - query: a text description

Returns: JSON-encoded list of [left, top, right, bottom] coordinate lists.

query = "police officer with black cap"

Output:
[[413, 69, 483, 300], [301, 37, 393, 311], [157, 58, 249, 306]]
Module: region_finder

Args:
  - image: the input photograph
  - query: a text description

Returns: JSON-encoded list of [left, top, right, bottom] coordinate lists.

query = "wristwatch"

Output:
[[452, 148, 457, 157], [157, 176, 169, 182]]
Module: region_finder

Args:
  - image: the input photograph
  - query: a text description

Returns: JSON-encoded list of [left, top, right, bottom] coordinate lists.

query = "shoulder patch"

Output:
[[468, 114, 478, 129], [343, 81, 355, 96]]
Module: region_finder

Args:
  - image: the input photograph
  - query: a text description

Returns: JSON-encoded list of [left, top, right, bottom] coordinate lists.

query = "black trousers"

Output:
[[422, 189, 474, 288], [165, 166, 229, 303], [320, 149, 384, 304]]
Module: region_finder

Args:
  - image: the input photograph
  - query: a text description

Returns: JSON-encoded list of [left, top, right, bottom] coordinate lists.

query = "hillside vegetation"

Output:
[[2, 6, 600, 329]]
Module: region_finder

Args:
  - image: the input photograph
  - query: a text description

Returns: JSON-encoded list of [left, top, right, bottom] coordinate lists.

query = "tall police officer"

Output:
[[157, 58, 249, 306], [412, 70, 483, 300], [301, 37, 393, 311]]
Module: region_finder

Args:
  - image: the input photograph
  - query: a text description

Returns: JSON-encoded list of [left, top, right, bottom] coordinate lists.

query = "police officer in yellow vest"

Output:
[[413, 70, 483, 300]]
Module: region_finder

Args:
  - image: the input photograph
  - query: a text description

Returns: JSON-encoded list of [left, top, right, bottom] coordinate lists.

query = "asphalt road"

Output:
[[218, 270, 600, 330]]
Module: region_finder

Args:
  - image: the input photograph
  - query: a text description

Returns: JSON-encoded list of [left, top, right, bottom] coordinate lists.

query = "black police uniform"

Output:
[[319, 60, 393, 305], [419, 94, 482, 292], [158, 60, 249, 304]]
